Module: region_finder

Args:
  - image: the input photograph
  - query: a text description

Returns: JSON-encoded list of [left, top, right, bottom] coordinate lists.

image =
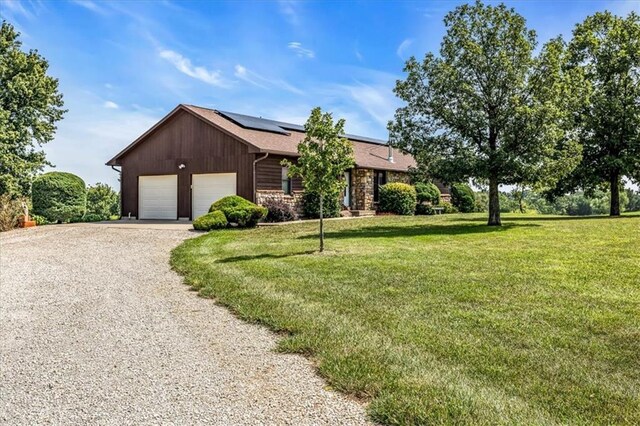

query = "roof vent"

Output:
[[388, 144, 394, 163]]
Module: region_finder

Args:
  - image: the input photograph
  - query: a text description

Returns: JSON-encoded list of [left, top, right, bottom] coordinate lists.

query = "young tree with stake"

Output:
[[283, 107, 354, 252]]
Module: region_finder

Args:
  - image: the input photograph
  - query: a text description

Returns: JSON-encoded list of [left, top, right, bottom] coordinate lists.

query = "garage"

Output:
[[192, 173, 237, 219], [138, 175, 178, 219]]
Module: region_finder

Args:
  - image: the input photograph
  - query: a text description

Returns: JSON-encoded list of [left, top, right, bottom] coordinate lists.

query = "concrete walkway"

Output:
[[0, 224, 369, 425]]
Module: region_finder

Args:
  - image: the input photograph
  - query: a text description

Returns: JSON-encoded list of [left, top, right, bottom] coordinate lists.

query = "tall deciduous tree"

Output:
[[0, 21, 65, 197], [553, 11, 640, 216], [283, 107, 354, 252], [389, 1, 582, 225]]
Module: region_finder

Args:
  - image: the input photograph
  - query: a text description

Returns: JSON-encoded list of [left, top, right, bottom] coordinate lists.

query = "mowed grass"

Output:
[[171, 213, 640, 425]]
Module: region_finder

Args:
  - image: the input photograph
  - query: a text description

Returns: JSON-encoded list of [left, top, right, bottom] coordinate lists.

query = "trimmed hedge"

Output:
[[415, 182, 441, 205], [378, 183, 417, 215], [32, 172, 86, 223], [302, 191, 341, 219], [209, 195, 267, 228], [193, 210, 228, 231], [451, 183, 475, 213], [262, 198, 297, 223]]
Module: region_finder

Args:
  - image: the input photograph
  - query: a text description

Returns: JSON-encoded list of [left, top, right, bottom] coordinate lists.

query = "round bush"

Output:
[[32, 172, 86, 223], [415, 204, 435, 215], [440, 201, 458, 214], [415, 182, 441, 205], [262, 198, 297, 223], [209, 195, 267, 228], [302, 191, 341, 219], [451, 183, 475, 213], [193, 210, 228, 231], [378, 183, 417, 215]]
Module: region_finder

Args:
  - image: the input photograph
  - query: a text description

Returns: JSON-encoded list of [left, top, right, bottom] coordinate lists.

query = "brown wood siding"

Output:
[[119, 110, 255, 219], [255, 155, 303, 192]]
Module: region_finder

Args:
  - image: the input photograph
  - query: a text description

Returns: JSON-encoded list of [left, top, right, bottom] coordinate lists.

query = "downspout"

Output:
[[252, 152, 269, 203], [110, 165, 122, 218]]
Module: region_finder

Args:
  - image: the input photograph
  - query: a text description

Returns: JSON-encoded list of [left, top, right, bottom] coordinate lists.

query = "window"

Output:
[[373, 170, 386, 202], [282, 166, 292, 195]]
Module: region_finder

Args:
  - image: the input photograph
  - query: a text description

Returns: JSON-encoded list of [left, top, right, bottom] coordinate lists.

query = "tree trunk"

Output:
[[610, 172, 621, 217], [319, 193, 324, 252], [488, 176, 501, 226]]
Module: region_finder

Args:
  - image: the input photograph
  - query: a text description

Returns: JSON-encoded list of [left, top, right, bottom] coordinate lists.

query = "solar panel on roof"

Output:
[[216, 109, 388, 145]]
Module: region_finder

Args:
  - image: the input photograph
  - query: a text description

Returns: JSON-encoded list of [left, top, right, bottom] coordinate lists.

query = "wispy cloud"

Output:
[[1, 0, 35, 20], [339, 81, 401, 128], [287, 41, 315, 59], [278, 0, 300, 27], [103, 101, 119, 109], [396, 38, 413, 59], [70, 0, 109, 15], [234, 64, 304, 95], [159, 49, 229, 87]]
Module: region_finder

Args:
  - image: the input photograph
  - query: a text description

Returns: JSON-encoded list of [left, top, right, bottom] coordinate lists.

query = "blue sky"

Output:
[[1, 0, 639, 189]]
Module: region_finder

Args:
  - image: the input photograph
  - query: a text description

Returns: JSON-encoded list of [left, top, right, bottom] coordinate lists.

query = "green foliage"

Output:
[[415, 204, 434, 215], [302, 191, 341, 219], [86, 183, 119, 220], [32, 172, 86, 223], [389, 1, 583, 225], [626, 189, 640, 212], [378, 183, 417, 215], [209, 195, 266, 228], [439, 201, 458, 214], [451, 183, 475, 213], [551, 11, 640, 215], [415, 182, 440, 205], [31, 214, 47, 226], [0, 193, 22, 231], [262, 198, 297, 223], [193, 210, 228, 231], [0, 22, 66, 197]]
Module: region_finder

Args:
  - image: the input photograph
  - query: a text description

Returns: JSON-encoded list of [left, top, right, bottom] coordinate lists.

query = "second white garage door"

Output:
[[139, 175, 178, 220], [192, 173, 237, 219]]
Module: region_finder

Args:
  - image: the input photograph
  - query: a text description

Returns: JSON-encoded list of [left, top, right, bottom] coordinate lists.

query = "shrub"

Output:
[[0, 194, 23, 232], [302, 191, 341, 219], [86, 183, 119, 220], [415, 204, 435, 215], [262, 198, 297, 223], [415, 182, 441, 205], [378, 183, 417, 215], [83, 213, 104, 222], [193, 210, 228, 231], [209, 195, 266, 228], [31, 214, 48, 226], [440, 201, 458, 214], [451, 183, 475, 213], [32, 172, 86, 223]]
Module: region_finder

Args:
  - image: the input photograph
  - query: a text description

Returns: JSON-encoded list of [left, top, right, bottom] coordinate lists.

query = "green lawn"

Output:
[[171, 213, 640, 425]]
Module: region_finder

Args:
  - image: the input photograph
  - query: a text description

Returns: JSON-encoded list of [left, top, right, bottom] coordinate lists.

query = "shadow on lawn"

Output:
[[297, 222, 537, 240], [217, 250, 316, 263]]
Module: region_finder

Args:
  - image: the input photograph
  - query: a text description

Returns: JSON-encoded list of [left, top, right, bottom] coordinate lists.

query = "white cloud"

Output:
[[103, 101, 119, 109], [287, 42, 315, 59], [234, 64, 304, 95], [338, 81, 401, 129], [396, 38, 413, 59], [1, 0, 35, 20], [159, 49, 229, 88]]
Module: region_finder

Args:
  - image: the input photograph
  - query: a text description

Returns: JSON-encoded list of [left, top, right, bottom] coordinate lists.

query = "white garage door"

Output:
[[138, 175, 178, 220], [192, 173, 237, 219]]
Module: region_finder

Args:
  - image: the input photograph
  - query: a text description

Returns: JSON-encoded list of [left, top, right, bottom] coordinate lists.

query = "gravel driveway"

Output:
[[0, 223, 369, 425]]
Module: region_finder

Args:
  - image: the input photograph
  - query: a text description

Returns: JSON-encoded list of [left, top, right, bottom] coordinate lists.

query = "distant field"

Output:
[[172, 213, 640, 425]]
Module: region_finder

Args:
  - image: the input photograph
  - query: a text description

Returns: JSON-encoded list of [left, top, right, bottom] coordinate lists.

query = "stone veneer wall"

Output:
[[256, 190, 304, 215], [353, 168, 374, 210]]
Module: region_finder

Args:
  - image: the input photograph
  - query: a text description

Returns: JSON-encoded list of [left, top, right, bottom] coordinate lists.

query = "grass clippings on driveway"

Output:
[[171, 213, 640, 425]]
